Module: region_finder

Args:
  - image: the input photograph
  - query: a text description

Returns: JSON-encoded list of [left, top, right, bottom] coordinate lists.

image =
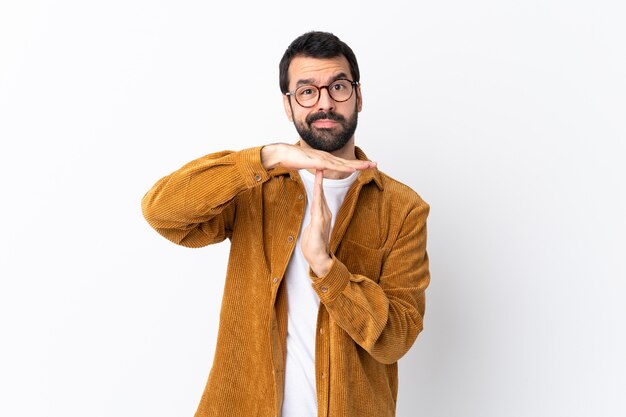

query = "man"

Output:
[[142, 31, 430, 417]]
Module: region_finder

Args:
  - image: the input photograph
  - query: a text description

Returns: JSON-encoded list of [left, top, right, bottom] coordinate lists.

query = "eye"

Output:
[[297, 86, 317, 97], [331, 82, 347, 91]]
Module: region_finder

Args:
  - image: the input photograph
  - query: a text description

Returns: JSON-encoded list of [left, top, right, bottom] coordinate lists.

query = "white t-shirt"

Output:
[[281, 168, 360, 417]]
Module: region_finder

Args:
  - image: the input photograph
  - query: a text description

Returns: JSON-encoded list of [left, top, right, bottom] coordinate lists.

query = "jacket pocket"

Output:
[[336, 239, 386, 282]]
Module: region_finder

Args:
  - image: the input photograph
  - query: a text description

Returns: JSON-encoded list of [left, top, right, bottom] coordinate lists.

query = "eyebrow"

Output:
[[294, 72, 349, 88]]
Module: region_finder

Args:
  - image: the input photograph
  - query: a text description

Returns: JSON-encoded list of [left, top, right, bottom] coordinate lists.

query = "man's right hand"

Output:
[[260, 143, 376, 174]]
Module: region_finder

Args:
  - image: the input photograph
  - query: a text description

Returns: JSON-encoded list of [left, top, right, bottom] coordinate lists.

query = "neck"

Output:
[[299, 137, 357, 179]]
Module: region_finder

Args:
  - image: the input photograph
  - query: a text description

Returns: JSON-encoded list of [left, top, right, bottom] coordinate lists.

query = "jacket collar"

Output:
[[268, 142, 384, 191]]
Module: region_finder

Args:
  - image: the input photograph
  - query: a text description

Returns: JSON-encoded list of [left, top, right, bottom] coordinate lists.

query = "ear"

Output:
[[283, 94, 294, 122], [356, 84, 363, 112]]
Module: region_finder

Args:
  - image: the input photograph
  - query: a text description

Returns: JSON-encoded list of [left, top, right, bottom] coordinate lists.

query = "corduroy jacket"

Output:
[[141, 144, 430, 417]]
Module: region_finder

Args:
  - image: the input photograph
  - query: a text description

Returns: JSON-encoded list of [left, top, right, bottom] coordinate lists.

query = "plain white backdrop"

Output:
[[1, 1, 625, 416]]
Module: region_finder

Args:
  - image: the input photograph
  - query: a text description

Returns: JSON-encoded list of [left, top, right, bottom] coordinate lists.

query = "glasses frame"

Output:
[[286, 79, 360, 108]]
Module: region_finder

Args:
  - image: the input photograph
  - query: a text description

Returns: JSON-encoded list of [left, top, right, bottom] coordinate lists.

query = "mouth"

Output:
[[311, 119, 339, 128]]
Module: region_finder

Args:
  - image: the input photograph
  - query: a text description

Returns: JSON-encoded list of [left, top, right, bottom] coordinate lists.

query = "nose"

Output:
[[316, 86, 335, 112]]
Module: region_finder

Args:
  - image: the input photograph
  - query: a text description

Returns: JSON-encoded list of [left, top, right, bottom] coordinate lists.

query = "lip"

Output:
[[312, 119, 338, 128]]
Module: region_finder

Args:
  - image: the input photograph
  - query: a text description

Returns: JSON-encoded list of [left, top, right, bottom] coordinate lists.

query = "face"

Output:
[[283, 55, 362, 153]]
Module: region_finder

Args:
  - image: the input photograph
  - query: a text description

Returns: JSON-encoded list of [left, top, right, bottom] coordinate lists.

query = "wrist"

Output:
[[311, 255, 333, 278], [260, 143, 283, 170]]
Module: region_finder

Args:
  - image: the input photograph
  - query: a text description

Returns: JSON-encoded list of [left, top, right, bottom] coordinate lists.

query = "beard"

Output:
[[293, 104, 358, 153]]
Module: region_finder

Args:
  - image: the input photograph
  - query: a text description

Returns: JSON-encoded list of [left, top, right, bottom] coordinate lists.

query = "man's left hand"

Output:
[[301, 170, 333, 277]]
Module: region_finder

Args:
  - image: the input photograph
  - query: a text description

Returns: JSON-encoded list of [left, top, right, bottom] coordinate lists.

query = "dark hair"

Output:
[[279, 31, 360, 94]]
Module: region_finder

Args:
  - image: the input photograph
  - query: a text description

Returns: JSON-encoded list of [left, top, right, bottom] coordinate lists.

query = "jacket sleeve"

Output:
[[141, 146, 269, 248], [309, 201, 430, 364]]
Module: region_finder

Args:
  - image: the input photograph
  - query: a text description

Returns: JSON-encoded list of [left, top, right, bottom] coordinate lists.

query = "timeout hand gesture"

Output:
[[261, 143, 376, 276]]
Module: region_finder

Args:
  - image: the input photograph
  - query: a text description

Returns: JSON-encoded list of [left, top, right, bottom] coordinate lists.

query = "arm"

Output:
[[308, 194, 430, 365], [141, 147, 269, 247], [141, 144, 375, 247]]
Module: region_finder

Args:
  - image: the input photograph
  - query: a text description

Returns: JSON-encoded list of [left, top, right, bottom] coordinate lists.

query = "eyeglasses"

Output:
[[286, 79, 359, 108]]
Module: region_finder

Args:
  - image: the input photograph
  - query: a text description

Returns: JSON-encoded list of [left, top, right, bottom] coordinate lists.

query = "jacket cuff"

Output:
[[309, 254, 350, 303], [235, 146, 270, 188]]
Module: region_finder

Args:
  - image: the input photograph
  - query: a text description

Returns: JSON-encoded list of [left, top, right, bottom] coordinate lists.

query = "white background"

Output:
[[1, 1, 625, 416]]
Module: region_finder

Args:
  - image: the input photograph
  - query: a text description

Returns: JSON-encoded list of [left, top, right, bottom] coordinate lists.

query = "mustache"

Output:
[[306, 111, 345, 124]]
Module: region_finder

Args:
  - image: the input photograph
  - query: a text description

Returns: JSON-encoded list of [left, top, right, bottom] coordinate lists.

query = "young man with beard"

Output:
[[141, 31, 430, 417]]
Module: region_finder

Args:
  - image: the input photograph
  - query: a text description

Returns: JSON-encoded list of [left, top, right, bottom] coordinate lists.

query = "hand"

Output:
[[301, 170, 333, 277], [261, 143, 376, 173]]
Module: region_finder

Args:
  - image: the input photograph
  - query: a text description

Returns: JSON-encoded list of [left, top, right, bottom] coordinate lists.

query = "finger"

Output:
[[298, 148, 376, 172], [314, 169, 324, 208], [315, 173, 332, 244], [322, 193, 330, 218], [320, 181, 329, 213], [316, 174, 331, 221], [321, 155, 377, 172], [346, 159, 377, 170], [310, 169, 324, 223], [306, 155, 354, 173], [322, 197, 332, 235]]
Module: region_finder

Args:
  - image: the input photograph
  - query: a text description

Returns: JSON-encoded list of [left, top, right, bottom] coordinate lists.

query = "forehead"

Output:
[[288, 55, 351, 88]]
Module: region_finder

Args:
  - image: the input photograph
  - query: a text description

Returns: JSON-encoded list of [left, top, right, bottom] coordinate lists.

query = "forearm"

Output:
[[141, 146, 269, 247], [309, 204, 430, 364], [310, 257, 427, 365]]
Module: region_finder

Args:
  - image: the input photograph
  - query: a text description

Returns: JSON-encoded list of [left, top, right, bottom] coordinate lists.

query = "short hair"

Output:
[[279, 31, 360, 94]]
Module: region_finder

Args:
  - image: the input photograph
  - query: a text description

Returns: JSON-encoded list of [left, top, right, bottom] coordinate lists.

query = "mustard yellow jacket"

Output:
[[141, 145, 430, 417]]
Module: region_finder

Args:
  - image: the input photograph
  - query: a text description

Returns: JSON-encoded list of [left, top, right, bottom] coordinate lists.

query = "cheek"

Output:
[[293, 109, 309, 124]]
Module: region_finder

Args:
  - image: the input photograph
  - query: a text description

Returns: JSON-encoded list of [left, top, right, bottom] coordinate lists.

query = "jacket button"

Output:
[[254, 174, 262, 182], [297, 194, 304, 200], [287, 235, 294, 242], [272, 277, 278, 283], [321, 286, 328, 293]]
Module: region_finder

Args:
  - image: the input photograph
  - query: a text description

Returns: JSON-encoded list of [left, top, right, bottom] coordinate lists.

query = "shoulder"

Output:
[[376, 169, 429, 213], [355, 146, 428, 213]]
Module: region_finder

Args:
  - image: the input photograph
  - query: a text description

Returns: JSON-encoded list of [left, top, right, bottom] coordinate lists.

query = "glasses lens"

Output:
[[293, 80, 355, 107], [295, 85, 319, 107], [328, 80, 353, 102]]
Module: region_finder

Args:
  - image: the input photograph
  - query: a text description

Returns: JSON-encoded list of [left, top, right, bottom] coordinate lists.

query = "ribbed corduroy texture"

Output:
[[141, 145, 430, 417]]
